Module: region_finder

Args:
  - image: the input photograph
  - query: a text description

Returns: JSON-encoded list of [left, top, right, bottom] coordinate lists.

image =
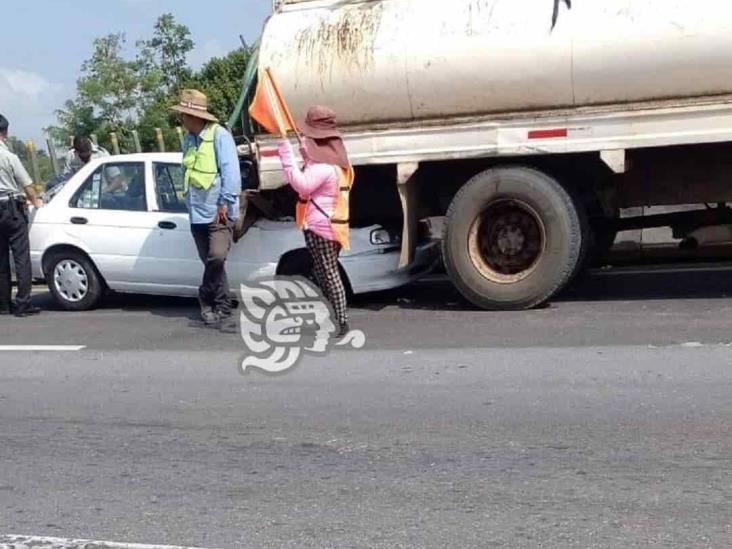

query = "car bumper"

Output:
[[343, 240, 441, 294]]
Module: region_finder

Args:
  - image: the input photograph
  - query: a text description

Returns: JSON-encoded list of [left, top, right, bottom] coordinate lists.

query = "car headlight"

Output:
[[370, 228, 400, 245]]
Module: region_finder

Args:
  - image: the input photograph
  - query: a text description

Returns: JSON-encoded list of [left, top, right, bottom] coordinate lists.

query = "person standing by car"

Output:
[[62, 136, 110, 176], [0, 114, 43, 317], [171, 89, 241, 326], [276, 106, 354, 338], [64, 136, 123, 191]]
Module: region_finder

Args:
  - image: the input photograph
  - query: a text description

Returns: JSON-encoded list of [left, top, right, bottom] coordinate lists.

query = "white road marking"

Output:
[[0, 535, 220, 549], [0, 345, 86, 352]]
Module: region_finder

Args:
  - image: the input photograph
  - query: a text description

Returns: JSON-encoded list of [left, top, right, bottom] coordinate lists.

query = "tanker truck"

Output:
[[231, 0, 732, 310]]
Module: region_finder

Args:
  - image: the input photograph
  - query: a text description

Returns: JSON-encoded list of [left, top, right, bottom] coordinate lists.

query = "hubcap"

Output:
[[468, 199, 546, 284], [53, 260, 89, 302]]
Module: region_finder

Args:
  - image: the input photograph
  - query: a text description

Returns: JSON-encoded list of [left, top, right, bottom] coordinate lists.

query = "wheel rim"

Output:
[[468, 199, 546, 284], [53, 260, 89, 302]]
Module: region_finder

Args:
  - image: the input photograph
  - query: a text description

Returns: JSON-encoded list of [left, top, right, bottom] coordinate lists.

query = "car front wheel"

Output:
[[45, 250, 105, 311]]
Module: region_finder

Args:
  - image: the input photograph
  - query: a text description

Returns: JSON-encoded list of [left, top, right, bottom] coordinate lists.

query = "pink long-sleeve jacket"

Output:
[[277, 139, 339, 242]]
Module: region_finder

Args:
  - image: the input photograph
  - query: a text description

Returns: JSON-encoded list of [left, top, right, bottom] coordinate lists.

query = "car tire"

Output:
[[442, 166, 584, 310], [45, 250, 105, 311]]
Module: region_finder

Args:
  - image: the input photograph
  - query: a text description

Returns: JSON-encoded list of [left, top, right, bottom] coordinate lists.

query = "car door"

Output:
[[144, 161, 203, 292], [65, 160, 160, 289]]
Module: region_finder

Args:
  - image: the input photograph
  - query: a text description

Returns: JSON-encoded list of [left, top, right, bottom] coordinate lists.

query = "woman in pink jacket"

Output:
[[277, 106, 352, 337]]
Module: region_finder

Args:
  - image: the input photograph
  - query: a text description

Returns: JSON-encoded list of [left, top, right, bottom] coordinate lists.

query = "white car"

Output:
[[29, 153, 439, 311]]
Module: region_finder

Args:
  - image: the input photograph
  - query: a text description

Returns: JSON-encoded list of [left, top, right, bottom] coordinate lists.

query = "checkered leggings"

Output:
[[304, 230, 348, 326]]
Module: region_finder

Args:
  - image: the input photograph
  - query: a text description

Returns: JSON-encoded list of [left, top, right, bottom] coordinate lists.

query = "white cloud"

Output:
[[0, 67, 66, 145], [0, 68, 52, 98]]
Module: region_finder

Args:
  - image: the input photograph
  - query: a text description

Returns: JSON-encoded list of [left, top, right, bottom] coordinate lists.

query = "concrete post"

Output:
[[25, 141, 43, 193], [131, 130, 142, 153], [155, 128, 166, 152], [109, 132, 121, 155], [45, 139, 60, 177]]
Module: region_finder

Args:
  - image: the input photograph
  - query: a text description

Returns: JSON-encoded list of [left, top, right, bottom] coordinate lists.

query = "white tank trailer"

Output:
[[238, 0, 732, 309]]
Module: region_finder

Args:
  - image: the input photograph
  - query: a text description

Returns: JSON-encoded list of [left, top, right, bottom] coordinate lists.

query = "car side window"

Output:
[[153, 163, 188, 213], [71, 162, 147, 212]]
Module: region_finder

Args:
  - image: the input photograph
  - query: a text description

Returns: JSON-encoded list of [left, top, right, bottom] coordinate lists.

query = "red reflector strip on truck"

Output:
[[260, 148, 279, 157], [528, 128, 568, 139]]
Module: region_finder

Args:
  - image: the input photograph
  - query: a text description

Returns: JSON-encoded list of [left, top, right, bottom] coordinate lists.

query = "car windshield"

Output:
[[41, 172, 75, 203]]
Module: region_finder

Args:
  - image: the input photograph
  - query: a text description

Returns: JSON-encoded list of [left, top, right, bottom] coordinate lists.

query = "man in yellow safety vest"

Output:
[[171, 89, 241, 326]]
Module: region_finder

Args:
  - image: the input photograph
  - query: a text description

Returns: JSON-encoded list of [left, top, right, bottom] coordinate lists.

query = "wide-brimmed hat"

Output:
[[299, 106, 350, 168], [303, 136, 350, 169], [300, 105, 342, 140], [170, 89, 218, 122]]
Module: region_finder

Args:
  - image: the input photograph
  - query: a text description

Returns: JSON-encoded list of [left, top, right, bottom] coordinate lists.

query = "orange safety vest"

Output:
[[296, 165, 355, 251]]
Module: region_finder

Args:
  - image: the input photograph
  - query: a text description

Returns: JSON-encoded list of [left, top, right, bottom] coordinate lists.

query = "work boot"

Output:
[[14, 305, 41, 318], [198, 298, 219, 326], [201, 308, 219, 326]]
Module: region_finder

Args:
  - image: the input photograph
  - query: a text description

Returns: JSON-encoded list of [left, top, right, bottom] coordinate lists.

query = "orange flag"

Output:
[[248, 67, 298, 138]]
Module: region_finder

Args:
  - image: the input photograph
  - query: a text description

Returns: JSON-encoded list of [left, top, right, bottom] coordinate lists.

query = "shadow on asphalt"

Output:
[[27, 289, 201, 319], [559, 264, 732, 302], [27, 262, 732, 314], [354, 262, 732, 311]]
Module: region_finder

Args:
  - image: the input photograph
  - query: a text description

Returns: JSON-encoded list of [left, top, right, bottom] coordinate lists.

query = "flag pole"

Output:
[[265, 67, 303, 147], [262, 76, 289, 138]]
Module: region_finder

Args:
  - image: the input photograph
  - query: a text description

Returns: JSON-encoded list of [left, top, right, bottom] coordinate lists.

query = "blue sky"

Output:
[[0, 0, 272, 144]]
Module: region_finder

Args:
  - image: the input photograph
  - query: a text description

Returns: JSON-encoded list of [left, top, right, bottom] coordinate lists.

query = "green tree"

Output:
[[46, 14, 251, 153], [185, 47, 251, 134], [6, 136, 57, 184], [137, 13, 194, 91], [50, 99, 99, 144], [47, 32, 144, 151], [136, 46, 252, 150]]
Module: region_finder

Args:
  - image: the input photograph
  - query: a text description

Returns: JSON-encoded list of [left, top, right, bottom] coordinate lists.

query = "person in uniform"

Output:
[[0, 114, 43, 317], [171, 89, 241, 327]]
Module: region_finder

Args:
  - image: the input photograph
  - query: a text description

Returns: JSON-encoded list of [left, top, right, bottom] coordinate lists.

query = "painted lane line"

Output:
[[0, 535, 221, 549], [0, 345, 86, 352]]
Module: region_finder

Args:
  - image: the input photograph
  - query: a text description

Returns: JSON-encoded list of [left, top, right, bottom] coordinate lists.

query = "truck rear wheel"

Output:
[[442, 167, 583, 310]]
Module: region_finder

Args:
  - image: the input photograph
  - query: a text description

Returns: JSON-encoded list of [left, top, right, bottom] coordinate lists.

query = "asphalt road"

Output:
[[2, 265, 732, 548]]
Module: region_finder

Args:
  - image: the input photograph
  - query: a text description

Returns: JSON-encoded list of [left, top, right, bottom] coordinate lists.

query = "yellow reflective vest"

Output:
[[183, 123, 218, 191], [296, 165, 355, 251]]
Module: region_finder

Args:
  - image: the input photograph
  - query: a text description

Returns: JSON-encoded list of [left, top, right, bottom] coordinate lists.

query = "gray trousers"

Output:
[[190, 219, 234, 315]]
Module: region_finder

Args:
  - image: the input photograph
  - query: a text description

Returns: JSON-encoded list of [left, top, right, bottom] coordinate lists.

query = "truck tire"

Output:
[[442, 167, 583, 310], [45, 249, 105, 311]]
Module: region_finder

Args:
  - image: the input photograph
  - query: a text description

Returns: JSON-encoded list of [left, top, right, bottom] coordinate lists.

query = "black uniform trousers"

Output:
[[0, 198, 33, 312]]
